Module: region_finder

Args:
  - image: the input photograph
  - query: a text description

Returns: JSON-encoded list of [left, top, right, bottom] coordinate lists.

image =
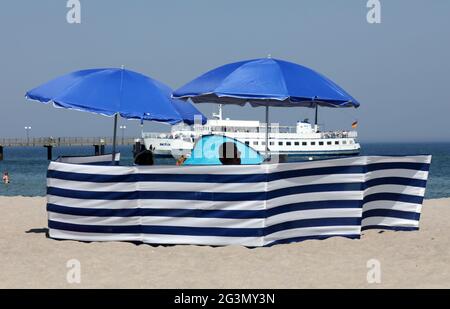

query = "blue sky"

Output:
[[1, 0, 449, 142]]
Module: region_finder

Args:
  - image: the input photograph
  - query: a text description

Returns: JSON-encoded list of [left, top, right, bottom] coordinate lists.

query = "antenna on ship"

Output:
[[212, 104, 223, 120]]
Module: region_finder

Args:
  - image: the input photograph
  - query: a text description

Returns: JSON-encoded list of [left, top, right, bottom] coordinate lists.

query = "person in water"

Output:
[[2, 171, 10, 184], [219, 142, 241, 165], [176, 155, 187, 166]]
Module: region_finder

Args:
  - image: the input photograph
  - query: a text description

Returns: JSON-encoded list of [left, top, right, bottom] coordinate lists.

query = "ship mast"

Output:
[[213, 104, 223, 120]]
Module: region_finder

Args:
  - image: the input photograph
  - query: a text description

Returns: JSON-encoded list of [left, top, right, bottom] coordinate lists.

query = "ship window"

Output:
[[279, 141, 283, 146], [261, 141, 266, 146], [253, 141, 258, 145], [343, 141, 347, 144], [335, 141, 339, 145], [302, 142, 307, 146], [286, 142, 291, 146], [319, 141, 324, 146], [311, 142, 316, 146], [349, 140, 354, 144], [327, 141, 332, 145], [270, 141, 274, 145], [294, 142, 299, 146]]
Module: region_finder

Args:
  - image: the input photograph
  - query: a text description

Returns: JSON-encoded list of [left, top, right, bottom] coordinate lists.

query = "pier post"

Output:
[[100, 139, 105, 155], [133, 139, 142, 158], [94, 139, 106, 155], [94, 144, 100, 156], [0, 145, 3, 161], [44, 145, 53, 160]]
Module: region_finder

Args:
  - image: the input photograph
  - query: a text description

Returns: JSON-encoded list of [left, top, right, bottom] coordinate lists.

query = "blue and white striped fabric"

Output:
[[46, 155, 431, 247]]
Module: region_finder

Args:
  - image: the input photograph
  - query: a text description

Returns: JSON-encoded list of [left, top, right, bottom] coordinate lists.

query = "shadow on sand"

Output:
[[25, 228, 49, 238], [23, 228, 229, 248]]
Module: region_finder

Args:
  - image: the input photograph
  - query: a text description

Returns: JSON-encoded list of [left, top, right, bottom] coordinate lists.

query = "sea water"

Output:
[[0, 143, 449, 198]]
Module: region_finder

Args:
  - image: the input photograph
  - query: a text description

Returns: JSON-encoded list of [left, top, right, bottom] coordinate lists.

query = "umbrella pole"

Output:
[[111, 113, 118, 165], [265, 105, 269, 158], [314, 104, 318, 132]]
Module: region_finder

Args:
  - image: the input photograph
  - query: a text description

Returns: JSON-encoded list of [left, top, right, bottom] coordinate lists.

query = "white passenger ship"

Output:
[[143, 105, 360, 159]]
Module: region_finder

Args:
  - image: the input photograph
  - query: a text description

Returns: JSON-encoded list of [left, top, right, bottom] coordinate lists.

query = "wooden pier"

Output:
[[0, 137, 137, 147], [0, 137, 141, 161]]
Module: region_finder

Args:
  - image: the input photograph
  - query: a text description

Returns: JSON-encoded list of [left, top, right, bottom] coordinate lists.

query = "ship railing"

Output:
[[260, 126, 358, 137], [142, 132, 173, 139], [142, 128, 358, 139], [216, 125, 298, 134], [266, 126, 297, 134], [320, 131, 358, 139], [142, 132, 196, 141]]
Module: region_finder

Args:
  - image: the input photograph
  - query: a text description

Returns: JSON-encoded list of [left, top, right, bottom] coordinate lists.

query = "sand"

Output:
[[0, 196, 449, 289]]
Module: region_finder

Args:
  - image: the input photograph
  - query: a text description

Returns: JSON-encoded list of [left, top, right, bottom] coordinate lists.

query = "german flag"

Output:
[[351, 120, 358, 129]]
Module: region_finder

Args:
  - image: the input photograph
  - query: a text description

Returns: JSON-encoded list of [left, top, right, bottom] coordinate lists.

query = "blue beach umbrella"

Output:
[[25, 67, 206, 163], [173, 57, 359, 154]]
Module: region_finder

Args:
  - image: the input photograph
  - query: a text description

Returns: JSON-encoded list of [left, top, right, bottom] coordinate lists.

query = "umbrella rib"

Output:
[[48, 69, 123, 116], [273, 59, 290, 100], [51, 69, 110, 104], [118, 66, 125, 117], [212, 59, 290, 102], [211, 64, 244, 96]]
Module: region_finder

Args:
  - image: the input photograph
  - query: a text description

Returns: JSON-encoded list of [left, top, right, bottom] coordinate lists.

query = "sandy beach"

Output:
[[0, 196, 449, 289]]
